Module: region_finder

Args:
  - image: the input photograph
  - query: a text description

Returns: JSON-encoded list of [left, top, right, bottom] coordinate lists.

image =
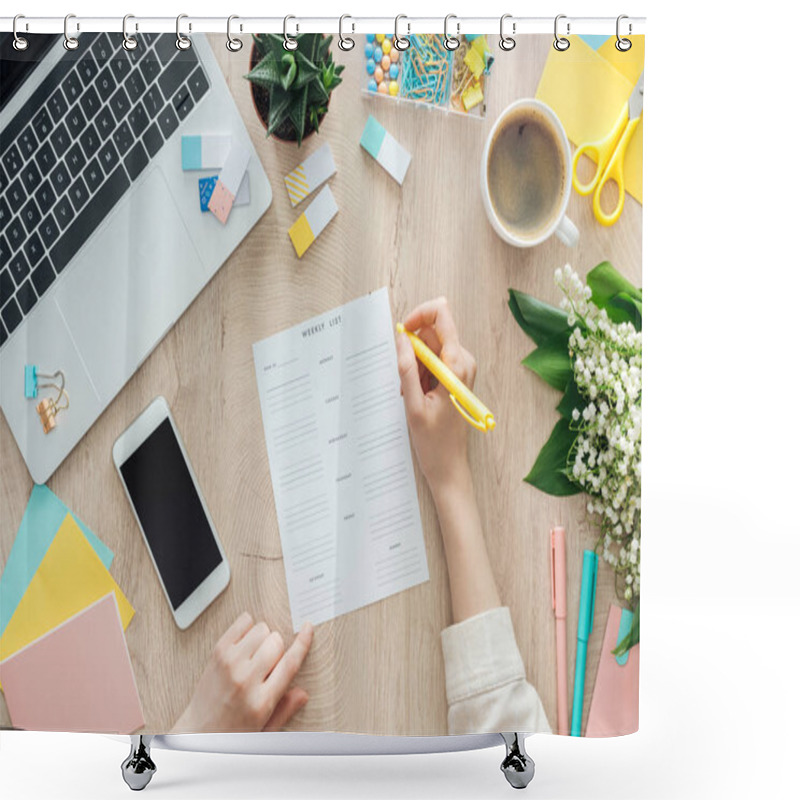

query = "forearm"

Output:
[[431, 464, 501, 623]]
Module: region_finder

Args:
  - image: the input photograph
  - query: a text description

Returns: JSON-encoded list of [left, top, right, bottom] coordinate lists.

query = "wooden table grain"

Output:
[[0, 35, 642, 735]]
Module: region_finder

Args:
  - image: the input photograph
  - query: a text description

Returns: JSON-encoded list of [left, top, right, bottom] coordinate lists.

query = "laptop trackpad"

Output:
[[57, 167, 205, 402]]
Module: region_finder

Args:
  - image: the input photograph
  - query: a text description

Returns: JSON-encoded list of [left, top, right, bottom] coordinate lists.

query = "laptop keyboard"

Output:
[[0, 32, 210, 349]]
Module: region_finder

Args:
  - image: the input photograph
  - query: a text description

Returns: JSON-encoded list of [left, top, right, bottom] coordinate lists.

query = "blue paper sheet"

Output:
[[0, 485, 114, 637]]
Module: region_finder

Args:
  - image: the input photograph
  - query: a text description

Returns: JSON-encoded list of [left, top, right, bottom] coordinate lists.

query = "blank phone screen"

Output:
[[120, 418, 222, 610]]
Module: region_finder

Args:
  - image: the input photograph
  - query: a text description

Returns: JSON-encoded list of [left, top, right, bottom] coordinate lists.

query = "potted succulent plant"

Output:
[[245, 33, 345, 146]]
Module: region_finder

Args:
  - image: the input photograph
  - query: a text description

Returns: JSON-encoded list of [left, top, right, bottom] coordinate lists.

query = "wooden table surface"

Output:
[[0, 34, 642, 735]]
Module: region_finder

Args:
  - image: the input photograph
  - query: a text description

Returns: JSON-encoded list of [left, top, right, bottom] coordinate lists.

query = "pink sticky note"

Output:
[[0, 593, 144, 733], [585, 604, 639, 737], [208, 141, 250, 225]]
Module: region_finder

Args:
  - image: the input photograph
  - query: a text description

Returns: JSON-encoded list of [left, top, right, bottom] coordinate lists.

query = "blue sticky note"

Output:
[[360, 115, 386, 161], [198, 175, 218, 212], [579, 34, 610, 50], [0, 485, 114, 638], [181, 135, 203, 170]]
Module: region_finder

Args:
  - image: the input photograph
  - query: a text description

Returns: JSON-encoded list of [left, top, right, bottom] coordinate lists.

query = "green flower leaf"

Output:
[[508, 289, 571, 348], [586, 262, 642, 323], [557, 375, 586, 419], [524, 418, 582, 496], [522, 344, 572, 392], [608, 291, 642, 331]]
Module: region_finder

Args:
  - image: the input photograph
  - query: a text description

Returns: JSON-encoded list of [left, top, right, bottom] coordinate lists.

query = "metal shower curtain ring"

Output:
[[176, 13, 192, 50], [443, 13, 460, 51], [499, 14, 516, 51], [553, 14, 570, 51], [394, 14, 410, 51], [63, 13, 79, 50], [226, 14, 243, 52], [12, 14, 28, 50], [616, 14, 633, 51], [283, 15, 298, 50], [338, 14, 355, 51], [122, 14, 138, 51]]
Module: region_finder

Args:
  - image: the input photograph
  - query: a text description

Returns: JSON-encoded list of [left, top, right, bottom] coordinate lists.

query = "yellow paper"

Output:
[[536, 35, 644, 204], [0, 514, 134, 688]]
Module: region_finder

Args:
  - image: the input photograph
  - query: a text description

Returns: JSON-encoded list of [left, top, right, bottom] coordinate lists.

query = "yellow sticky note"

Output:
[[288, 214, 315, 258], [536, 35, 644, 204], [0, 514, 134, 687]]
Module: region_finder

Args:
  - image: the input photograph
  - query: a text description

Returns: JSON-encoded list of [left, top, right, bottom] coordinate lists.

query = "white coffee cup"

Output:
[[480, 99, 579, 248]]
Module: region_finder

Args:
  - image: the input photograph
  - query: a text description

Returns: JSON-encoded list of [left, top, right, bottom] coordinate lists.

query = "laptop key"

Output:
[[140, 56, 161, 85], [98, 141, 118, 174], [173, 86, 194, 120], [51, 163, 71, 196], [142, 85, 165, 118], [84, 158, 104, 193], [81, 85, 102, 120], [7, 218, 26, 253], [50, 164, 130, 275], [66, 105, 87, 138], [91, 32, 113, 64], [7, 178, 25, 208], [142, 122, 164, 158], [0, 321, 6, 347], [35, 141, 57, 177], [19, 125, 38, 159], [53, 196, 75, 230], [63, 71, 83, 104], [16, 279, 37, 315], [68, 176, 90, 212], [2, 143, 23, 175], [31, 257, 57, 297], [112, 121, 134, 157], [21, 160, 42, 194], [95, 106, 116, 140], [124, 141, 149, 182], [1, 268, 14, 305], [110, 86, 132, 122], [0, 197, 10, 227], [1, 298, 22, 335], [35, 179, 56, 215], [23, 232, 44, 268], [65, 142, 87, 173], [77, 52, 99, 86], [157, 105, 179, 140], [80, 124, 101, 158], [158, 55, 197, 103], [0, 162, 6, 193], [32, 108, 53, 141], [187, 66, 210, 103], [95, 67, 115, 102], [9, 252, 29, 285], [110, 57, 131, 83], [47, 88, 68, 120], [129, 103, 149, 138], [125, 68, 146, 103], [21, 198, 41, 234], [153, 34, 178, 66], [51, 123, 71, 157], [39, 214, 59, 248]]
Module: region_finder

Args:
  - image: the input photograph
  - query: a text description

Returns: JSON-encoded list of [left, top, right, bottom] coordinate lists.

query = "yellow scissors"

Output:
[[572, 70, 644, 227]]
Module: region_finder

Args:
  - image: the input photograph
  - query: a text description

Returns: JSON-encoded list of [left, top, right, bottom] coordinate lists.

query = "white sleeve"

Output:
[[440, 606, 552, 736]]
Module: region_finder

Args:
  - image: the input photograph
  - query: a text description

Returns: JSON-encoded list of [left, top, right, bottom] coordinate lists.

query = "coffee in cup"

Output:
[[481, 99, 579, 248]]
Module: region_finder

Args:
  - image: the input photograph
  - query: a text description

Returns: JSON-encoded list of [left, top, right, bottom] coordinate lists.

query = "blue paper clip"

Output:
[[24, 365, 66, 399]]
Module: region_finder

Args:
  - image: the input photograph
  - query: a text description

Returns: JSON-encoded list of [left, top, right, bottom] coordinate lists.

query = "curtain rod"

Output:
[[0, 15, 646, 37]]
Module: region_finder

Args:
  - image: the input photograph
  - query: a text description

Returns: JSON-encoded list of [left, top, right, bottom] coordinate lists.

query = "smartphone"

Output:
[[113, 396, 230, 629]]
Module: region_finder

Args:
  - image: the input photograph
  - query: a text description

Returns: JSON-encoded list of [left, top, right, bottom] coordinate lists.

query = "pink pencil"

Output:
[[551, 526, 569, 735]]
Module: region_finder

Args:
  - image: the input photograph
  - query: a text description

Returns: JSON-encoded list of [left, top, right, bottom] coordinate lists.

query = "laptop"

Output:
[[0, 32, 272, 483]]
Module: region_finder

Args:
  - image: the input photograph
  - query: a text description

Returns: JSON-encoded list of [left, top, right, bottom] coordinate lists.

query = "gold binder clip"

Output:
[[36, 390, 69, 434], [24, 365, 69, 434]]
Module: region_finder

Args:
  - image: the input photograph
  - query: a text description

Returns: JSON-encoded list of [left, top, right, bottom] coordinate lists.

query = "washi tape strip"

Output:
[[284, 143, 337, 207], [359, 115, 411, 185], [181, 135, 232, 170], [288, 185, 338, 258], [208, 141, 250, 225], [199, 173, 251, 212]]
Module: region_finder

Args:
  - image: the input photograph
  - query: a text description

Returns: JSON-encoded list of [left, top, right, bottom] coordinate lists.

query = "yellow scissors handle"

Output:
[[592, 115, 640, 227], [572, 104, 629, 197]]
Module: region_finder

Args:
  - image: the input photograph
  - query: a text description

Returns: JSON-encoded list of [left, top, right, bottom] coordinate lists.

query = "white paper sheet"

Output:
[[253, 288, 429, 631]]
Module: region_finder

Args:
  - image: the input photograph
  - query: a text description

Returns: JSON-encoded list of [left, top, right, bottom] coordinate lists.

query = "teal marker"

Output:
[[571, 550, 598, 736]]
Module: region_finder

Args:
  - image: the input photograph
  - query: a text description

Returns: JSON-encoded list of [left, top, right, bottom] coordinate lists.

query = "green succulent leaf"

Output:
[[267, 85, 293, 136], [508, 289, 572, 348], [524, 418, 582, 496], [244, 56, 284, 89], [521, 344, 572, 392], [287, 85, 308, 144]]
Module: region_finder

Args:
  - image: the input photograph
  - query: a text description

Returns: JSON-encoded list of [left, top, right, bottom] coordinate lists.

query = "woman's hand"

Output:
[[171, 612, 313, 733], [396, 297, 477, 499]]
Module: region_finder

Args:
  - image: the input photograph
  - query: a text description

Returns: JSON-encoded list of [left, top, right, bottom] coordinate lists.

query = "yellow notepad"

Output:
[[0, 514, 134, 689], [536, 35, 644, 204]]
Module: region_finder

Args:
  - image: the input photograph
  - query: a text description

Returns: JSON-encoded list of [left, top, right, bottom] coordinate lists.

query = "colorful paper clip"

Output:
[[24, 365, 69, 434]]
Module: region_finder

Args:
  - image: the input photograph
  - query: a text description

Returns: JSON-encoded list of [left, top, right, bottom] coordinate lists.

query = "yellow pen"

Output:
[[396, 323, 496, 432]]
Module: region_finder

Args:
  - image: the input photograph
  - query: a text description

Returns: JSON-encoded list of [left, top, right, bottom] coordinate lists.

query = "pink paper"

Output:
[[0, 593, 144, 733], [585, 604, 639, 737]]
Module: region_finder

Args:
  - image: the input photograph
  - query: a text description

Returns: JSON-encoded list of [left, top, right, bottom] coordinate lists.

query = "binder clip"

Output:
[[24, 365, 69, 434]]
